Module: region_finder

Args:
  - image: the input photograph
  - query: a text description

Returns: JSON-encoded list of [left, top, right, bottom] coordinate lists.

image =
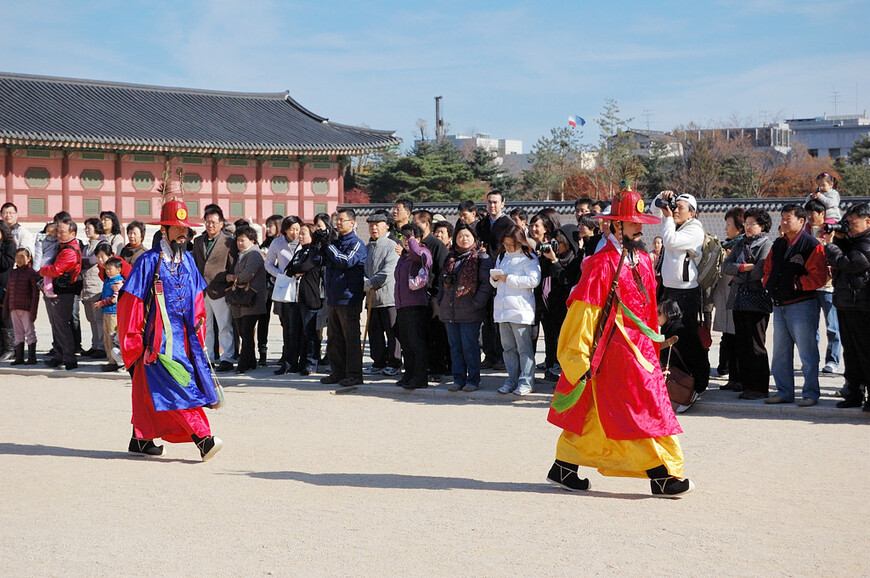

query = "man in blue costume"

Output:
[[117, 197, 223, 461]]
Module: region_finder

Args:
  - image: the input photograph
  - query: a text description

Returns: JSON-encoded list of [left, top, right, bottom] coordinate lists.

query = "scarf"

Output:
[[445, 248, 479, 298]]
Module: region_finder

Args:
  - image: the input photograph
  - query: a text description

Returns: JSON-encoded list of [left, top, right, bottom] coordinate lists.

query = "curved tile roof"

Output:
[[0, 72, 401, 155]]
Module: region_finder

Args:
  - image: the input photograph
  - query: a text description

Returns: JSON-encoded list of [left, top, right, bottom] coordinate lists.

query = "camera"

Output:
[[537, 238, 560, 254], [823, 219, 849, 235], [441, 271, 457, 285], [311, 228, 332, 247], [654, 197, 677, 211]]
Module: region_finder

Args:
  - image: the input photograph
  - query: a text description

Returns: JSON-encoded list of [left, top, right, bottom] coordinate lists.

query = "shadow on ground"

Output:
[[0, 442, 200, 464], [242, 470, 649, 500]]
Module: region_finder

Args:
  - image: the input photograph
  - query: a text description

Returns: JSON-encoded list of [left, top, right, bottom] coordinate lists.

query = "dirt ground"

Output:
[[2, 373, 869, 577]]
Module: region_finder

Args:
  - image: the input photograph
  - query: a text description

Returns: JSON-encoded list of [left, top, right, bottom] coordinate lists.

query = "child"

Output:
[[33, 223, 59, 298], [3, 248, 41, 365], [94, 257, 124, 372]]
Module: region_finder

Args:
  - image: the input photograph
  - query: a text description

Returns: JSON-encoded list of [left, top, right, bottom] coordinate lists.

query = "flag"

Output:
[[568, 115, 586, 128]]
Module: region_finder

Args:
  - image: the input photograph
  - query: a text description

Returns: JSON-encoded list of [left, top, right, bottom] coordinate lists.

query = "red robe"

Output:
[[547, 242, 681, 440]]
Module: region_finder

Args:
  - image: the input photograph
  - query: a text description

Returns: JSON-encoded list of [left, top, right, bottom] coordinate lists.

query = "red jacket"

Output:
[[3, 265, 40, 320]]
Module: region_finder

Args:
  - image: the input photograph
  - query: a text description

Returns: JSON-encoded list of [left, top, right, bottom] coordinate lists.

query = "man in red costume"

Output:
[[546, 186, 694, 498], [117, 199, 223, 461]]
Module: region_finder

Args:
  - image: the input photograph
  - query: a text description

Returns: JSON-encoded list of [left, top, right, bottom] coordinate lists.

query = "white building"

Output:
[[787, 114, 870, 159], [445, 134, 523, 157]]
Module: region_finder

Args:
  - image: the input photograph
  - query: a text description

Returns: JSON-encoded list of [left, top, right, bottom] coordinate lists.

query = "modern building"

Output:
[[786, 114, 870, 159], [608, 129, 683, 158], [0, 72, 400, 224], [445, 133, 522, 157]]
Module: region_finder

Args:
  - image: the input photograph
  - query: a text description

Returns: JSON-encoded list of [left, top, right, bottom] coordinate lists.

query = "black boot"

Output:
[[192, 433, 223, 461], [647, 465, 695, 498], [25, 343, 37, 365], [0, 329, 15, 362], [128, 437, 164, 456], [546, 459, 590, 491], [258, 346, 267, 366], [9, 343, 25, 365]]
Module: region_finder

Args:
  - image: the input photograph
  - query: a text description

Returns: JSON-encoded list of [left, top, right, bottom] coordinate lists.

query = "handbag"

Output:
[[409, 266, 429, 291], [734, 282, 773, 313], [225, 281, 256, 308], [663, 345, 696, 407], [272, 273, 298, 303]]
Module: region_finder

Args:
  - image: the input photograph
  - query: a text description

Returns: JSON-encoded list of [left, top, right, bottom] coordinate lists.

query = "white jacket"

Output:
[[652, 205, 705, 289], [491, 250, 540, 325]]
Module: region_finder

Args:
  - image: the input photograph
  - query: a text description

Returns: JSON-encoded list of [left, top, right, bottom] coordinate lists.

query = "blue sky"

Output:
[[3, 0, 869, 152]]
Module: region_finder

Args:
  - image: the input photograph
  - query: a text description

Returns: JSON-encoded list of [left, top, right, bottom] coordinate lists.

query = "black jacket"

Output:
[[287, 244, 323, 310], [476, 215, 513, 257], [826, 228, 870, 311]]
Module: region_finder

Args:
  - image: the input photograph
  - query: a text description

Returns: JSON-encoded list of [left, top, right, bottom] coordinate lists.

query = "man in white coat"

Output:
[[652, 190, 710, 397]]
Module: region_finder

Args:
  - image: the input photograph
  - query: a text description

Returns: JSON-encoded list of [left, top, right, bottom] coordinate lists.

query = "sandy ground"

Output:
[[2, 371, 870, 577]]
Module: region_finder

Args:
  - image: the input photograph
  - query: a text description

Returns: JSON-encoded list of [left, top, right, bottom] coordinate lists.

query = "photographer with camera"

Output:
[[651, 190, 709, 397], [805, 199, 842, 374], [824, 202, 870, 411], [529, 210, 582, 382]]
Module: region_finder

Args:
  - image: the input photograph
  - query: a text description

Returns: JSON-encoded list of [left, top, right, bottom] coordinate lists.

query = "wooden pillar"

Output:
[[296, 158, 305, 219], [61, 150, 70, 213], [3, 148, 12, 207], [114, 153, 123, 220], [337, 162, 345, 205], [255, 158, 263, 223], [211, 157, 219, 206]]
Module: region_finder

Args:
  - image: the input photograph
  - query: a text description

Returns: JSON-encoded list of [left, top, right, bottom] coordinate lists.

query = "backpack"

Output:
[[694, 232, 724, 293]]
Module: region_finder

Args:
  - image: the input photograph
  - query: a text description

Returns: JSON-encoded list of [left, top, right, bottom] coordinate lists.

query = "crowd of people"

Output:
[[0, 171, 868, 415]]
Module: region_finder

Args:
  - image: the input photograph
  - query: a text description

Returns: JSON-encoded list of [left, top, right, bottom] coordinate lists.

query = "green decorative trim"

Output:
[[273, 202, 286, 216], [311, 178, 329, 195], [311, 162, 333, 170], [25, 167, 51, 188], [270, 176, 289, 194], [227, 175, 247, 193], [227, 158, 249, 167], [182, 173, 202, 193], [132, 154, 156, 163], [132, 171, 154, 191], [618, 300, 664, 342], [186, 200, 200, 219], [80, 169, 104, 190], [182, 156, 203, 165], [271, 160, 292, 169], [314, 202, 327, 215], [135, 199, 151, 216], [551, 378, 587, 413], [81, 152, 105, 161], [230, 201, 244, 218], [29, 197, 47, 215], [25, 149, 51, 158], [83, 198, 101, 215]]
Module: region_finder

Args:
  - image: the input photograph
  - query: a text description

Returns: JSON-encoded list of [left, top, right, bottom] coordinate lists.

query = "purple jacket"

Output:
[[394, 237, 432, 309]]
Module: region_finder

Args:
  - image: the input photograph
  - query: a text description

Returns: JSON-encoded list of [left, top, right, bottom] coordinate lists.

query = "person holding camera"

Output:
[[805, 199, 842, 374], [651, 190, 710, 395], [824, 203, 870, 410], [529, 210, 583, 382], [438, 223, 493, 392], [393, 222, 433, 390], [319, 208, 367, 388], [762, 204, 828, 406]]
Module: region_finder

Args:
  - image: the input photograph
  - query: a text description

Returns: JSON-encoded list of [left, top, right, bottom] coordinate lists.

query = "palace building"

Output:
[[0, 72, 400, 223]]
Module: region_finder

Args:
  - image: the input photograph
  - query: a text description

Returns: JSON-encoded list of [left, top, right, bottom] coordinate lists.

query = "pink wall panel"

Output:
[[12, 158, 63, 191], [68, 159, 115, 192]]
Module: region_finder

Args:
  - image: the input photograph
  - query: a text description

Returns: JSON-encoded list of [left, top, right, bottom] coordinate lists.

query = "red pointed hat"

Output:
[[151, 199, 199, 228], [598, 186, 660, 225]]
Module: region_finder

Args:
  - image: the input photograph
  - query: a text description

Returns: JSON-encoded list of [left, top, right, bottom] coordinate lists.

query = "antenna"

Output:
[[642, 109, 652, 131], [832, 89, 841, 116]]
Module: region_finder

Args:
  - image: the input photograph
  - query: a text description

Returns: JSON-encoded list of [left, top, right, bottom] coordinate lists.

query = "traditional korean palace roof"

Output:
[[0, 72, 401, 156]]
